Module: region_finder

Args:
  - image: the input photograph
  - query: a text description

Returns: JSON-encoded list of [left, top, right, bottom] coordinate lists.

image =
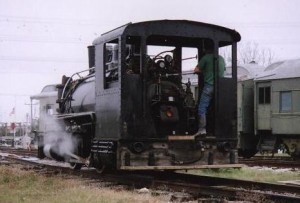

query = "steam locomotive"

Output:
[[38, 20, 242, 171]]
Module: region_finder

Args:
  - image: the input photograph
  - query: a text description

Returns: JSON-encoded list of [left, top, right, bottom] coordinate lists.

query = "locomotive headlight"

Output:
[[160, 105, 179, 122], [166, 110, 173, 118], [165, 107, 174, 118], [164, 54, 173, 63]]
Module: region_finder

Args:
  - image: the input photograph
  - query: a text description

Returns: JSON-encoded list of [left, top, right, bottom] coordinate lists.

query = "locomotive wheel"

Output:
[[70, 163, 83, 170], [238, 149, 257, 159], [95, 165, 106, 174]]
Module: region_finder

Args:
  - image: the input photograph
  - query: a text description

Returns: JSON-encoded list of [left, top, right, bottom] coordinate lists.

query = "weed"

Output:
[[0, 165, 168, 203]]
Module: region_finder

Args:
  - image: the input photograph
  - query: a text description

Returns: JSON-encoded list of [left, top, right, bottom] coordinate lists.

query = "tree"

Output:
[[219, 41, 276, 67], [238, 41, 276, 66]]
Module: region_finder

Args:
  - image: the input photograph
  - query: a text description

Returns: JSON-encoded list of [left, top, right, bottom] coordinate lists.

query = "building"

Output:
[[30, 84, 58, 133]]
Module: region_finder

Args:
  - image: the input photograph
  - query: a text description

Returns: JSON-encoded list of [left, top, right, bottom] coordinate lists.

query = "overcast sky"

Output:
[[1, 0, 300, 122]]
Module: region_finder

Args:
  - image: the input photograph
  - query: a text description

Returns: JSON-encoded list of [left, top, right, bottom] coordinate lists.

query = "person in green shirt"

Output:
[[193, 43, 225, 136]]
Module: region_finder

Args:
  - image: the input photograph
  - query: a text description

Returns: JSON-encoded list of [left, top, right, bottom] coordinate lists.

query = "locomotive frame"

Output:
[[39, 20, 242, 171]]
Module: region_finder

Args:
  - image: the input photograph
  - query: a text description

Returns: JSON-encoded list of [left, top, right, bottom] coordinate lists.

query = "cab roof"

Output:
[[93, 20, 241, 46]]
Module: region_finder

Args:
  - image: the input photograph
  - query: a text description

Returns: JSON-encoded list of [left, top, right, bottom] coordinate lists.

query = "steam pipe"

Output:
[[43, 144, 65, 161], [43, 144, 89, 165], [165, 71, 194, 77]]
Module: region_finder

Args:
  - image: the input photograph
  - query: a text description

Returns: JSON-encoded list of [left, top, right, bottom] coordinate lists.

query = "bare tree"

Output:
[[219, 45, 232, 64], [238, 41, 276, 66], [219, 41, 276, 67], [259, 47, 276, 66]]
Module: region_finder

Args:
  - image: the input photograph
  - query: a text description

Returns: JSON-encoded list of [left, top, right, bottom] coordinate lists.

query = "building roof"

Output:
[[255, 59, 300, 81], [226, 62, 265, 81], [30, 84, 58, 100]]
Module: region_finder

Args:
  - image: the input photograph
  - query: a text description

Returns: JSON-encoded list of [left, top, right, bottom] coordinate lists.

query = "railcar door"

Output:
[[256, 82, 272, 130]]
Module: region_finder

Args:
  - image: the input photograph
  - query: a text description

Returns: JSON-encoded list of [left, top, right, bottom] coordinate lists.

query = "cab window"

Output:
[[104, 39, 119, 88]]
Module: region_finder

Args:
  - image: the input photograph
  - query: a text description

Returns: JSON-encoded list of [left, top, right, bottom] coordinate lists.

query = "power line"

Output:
[[0, 93, 31, 97], [3, 15, 300, 28], [0, 15, 114, 27], [0, 56, 86, 63], [0, 35, 90, 44]]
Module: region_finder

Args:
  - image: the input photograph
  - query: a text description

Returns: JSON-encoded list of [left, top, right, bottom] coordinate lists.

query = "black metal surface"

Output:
[[50, 20, 243, 170]]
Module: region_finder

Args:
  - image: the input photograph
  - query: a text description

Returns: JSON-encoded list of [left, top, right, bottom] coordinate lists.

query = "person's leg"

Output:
[[194, 84, 213, 136]]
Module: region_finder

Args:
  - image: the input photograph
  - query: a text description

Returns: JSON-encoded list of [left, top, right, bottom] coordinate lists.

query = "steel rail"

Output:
[[1, 148, 299, 202]]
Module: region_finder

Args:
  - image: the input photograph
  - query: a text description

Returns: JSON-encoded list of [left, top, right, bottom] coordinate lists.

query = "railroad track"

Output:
[[1, 147, 300, 202], [3, 146, 298, 169], [0, 146, 37, 157], [239, 156, 300, 168]]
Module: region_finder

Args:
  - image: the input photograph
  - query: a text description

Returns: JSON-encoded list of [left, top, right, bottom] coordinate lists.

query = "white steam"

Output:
[[41, 113, 78, 157]]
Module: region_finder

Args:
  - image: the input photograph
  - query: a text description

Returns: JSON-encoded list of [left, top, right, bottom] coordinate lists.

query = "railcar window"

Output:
[[45, 104, 54, 115], [280, 91, 292, 112], [259, 88, 264, 104], [265, 87, 271, 103], [258, 86, 271, 104], [104, 40, 119, 88]]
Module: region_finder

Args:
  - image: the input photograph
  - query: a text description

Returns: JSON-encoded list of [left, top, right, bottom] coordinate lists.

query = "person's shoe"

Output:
[[194, 128, 206, 136]]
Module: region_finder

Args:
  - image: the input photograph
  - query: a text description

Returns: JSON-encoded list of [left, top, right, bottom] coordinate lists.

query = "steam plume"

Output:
[[40, 113, 78, 158]]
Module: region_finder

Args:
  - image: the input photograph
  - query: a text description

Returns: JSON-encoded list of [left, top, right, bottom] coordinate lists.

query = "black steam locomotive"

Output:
[[39, 20, 241, 171]]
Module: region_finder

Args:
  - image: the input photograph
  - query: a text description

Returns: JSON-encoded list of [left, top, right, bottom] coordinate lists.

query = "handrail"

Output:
[[61, 67, 95, 100]]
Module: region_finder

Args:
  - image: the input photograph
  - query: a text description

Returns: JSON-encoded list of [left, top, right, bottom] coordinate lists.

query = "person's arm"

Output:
[[194, 54, 207, 74], [193, 64, 202, 74]]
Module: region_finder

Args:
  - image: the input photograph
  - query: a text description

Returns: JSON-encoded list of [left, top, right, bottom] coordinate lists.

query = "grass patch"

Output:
[[184, 166, 300, 183], [1, 165, 298, 202], [0, 165, 168, 203]]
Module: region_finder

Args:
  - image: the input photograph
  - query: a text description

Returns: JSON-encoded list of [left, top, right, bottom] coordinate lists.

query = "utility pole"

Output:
[[25, 99, 38, 132], [11, 122, 16, 147]]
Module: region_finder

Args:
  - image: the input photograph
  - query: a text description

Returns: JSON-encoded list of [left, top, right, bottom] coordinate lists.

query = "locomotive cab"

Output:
[[89, 21, 241, 170], [43, 20, 241, 171]]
